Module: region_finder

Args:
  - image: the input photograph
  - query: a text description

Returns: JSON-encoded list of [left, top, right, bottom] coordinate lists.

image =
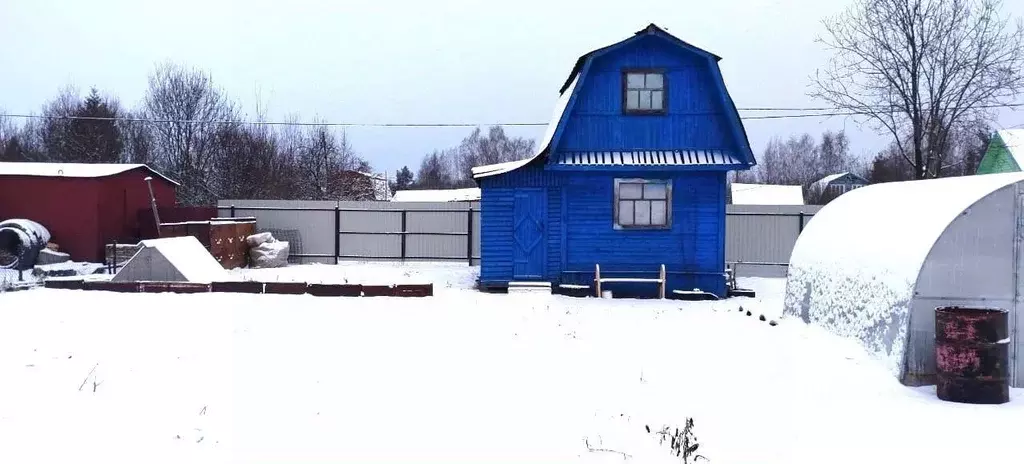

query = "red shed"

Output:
[[0, 162, 178, 263]]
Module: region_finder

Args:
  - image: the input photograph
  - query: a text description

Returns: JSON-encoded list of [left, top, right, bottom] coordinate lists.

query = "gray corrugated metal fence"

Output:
[[218, 200, 818, 276], [726, 204, 823, 278], [219, 200, 481, 265]]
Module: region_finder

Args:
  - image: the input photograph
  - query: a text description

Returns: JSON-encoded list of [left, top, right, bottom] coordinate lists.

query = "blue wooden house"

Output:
[[472, 24, 755, 298]]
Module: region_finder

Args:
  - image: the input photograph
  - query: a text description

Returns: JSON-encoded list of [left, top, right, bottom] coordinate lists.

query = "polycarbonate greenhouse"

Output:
[[784, 173, 1023, 388]]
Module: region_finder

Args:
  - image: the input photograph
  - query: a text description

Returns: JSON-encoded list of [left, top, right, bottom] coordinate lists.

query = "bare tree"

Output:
[[740, 133, 819, 185], [813, 0, 1024, 179], [4, 118, 45, 162], [817, 130, 852, 175], [144, 62, 237, 205], [455, 126, 535, 185], [869, 142, 917, 182], [0, 111, 13, 160], [416, 150, 457, 189], [38, 85, 81, 162], [294, 121, 373, 200], [118, 111, 155, 164], [410, 126, 534, 189]]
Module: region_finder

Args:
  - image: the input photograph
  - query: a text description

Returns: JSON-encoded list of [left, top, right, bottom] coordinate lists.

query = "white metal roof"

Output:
[[137, 236, 229, 283], [391, 188, 480, 202], [553, 150, 742, 167], [471, 73, 580, 180], [730, 183, 804, 205], [0, 162, 180, 185], [997, 129, 1024, 167]]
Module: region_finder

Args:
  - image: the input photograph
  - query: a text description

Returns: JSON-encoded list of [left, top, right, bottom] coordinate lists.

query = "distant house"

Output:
[[338, 171, 390, 201], [472, 24, 756, 297], [809, 172, 869, 203], [976, 129, 1024, 175], [730, 183, 803, 205], [391, 187, 480, 203]]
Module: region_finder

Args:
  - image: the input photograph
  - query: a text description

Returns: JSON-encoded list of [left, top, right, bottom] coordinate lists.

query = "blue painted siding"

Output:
[[557, 37, 735, 153], [558, 171, 726, 297], [479, 167, 727, 296], [479, 164, 564, 285]]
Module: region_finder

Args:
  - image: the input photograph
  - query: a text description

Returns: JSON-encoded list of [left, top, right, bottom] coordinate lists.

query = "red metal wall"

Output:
[[98, 169, 177, 255], [0, 168, 177, 263], [0, 176, 100, 262]]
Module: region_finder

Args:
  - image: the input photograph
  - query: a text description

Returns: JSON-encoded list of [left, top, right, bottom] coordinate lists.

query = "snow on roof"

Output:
[[730, 183, 804, 205], [391, 188, 480, 202], [997, 129, 1024, 167], [784, 172, 1024, 374], [815, 172, 848, 187], [810, 172, 865, 194], [0, 162, 179, 185], [138, 236, 229, 283], [472, 73, 580, 180]]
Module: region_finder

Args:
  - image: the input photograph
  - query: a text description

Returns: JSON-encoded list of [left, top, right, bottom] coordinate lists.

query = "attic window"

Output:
[[614, 179, 672, 229], [623, 70, 665, 114]]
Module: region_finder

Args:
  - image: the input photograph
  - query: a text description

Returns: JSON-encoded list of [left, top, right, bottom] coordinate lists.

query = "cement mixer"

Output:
[[0, 219, 51, 271]]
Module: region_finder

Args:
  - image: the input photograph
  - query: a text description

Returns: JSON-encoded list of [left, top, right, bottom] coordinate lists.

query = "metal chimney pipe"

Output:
[[144, 177, 162, 237]]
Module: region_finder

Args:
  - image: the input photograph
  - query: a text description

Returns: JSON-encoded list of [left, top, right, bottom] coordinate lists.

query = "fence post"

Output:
[[798, 212, 806, 232], [400, 210, 407, 262], [230, 204, 236, 218], [467, 208, 474, 265], [334, 206, 341, 265]]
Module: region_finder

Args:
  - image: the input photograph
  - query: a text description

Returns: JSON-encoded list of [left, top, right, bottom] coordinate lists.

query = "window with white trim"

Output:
[[614, 179, 671, 229], [624, 71, 666, 113]]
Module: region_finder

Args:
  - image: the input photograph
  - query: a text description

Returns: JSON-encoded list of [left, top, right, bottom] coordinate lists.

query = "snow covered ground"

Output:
[[0, 263, 1021, 464]]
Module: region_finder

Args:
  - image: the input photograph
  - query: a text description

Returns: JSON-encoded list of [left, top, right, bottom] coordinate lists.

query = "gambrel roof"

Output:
[[472, 23, 754, 180]]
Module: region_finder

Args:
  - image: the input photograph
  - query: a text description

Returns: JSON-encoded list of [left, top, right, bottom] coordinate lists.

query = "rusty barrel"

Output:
[[935, 306, 1009, 404]]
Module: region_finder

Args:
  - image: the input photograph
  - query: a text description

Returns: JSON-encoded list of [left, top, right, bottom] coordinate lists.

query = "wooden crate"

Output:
[[159, 219, 256, 269]]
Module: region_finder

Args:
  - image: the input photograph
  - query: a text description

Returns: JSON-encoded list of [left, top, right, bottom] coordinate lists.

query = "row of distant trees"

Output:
[[389, 125, 535, 192], [0, 63, 375, 205], [736, 123, 991, 203]]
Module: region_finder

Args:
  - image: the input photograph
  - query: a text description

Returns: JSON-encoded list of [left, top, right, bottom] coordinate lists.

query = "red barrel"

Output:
[[935, 306, 1009, 404]]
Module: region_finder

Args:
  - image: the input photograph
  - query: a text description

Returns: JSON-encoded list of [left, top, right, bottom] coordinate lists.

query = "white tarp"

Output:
[[247, 232, 289, 268]]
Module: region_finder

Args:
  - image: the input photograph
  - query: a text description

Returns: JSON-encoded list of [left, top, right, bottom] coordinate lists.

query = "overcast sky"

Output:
[[2, 0, 1024, 176]]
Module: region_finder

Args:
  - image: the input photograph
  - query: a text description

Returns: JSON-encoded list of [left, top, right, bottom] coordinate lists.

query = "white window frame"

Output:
[[613, 178, 672, 230]]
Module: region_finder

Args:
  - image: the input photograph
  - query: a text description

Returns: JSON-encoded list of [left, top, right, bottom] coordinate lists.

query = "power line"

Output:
[[0, 114, 548, 127], [1, 102, 1021, 127], [739, 102, 1024, 112]]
